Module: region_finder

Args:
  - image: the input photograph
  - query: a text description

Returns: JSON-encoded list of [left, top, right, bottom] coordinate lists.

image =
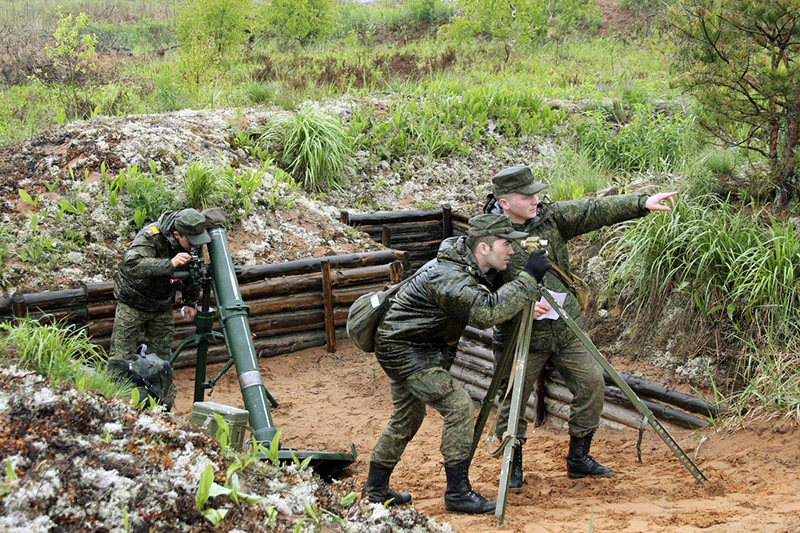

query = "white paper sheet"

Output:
[[536, 290, 567, 320]]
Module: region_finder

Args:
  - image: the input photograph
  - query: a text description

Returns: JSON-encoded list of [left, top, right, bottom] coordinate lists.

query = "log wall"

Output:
[[0, 206, 717, 432], [453, 327, 716, 432], [0, 249, 408, 368], [340, 204, 471, 272]]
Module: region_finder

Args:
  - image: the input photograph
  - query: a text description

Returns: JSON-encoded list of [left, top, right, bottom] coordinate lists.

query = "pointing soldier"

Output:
[[485, 165, 677, 489]]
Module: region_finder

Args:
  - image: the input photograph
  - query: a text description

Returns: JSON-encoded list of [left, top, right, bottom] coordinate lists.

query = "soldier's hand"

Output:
[[523, 249, 550, 283], [532, 301, 551, 320], [645, 191, 678, 211], [181, 306, 196, 322], [171, 252, 191, 268]]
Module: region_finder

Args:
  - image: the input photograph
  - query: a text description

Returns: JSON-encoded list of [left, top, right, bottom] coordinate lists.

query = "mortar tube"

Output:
[[207, 227, 278, 445]]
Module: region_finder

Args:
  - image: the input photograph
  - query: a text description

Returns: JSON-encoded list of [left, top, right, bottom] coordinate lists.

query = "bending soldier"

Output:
[[364, 213, 551, 515], [109, 208, 212, 410]]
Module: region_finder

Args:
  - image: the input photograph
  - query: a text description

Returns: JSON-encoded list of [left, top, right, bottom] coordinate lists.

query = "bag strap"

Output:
[[547, 258, 581, 293], [386, 258, 436, 296]]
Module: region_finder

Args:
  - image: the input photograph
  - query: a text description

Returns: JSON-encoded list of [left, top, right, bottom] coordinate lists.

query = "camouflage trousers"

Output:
[[110, 302, 175, 362], [109, 302, 177, 410], [370, 367, 474, 468], [495, 335, 604, 440]]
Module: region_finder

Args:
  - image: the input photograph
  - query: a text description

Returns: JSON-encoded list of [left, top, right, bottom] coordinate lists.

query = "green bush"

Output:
[[177, 0, 250, 59], [332, 2, 378, 38], [406, 0, 453, 24], [256, 0, 335, 46], [575, 103, 696, 176], [122, 164, 181, 226]]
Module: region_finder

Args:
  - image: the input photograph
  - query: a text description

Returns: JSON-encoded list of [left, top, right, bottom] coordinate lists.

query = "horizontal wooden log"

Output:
[[342, 209, 445, 225], [249, 308, 349, 337], [8, 288, 86, 314], [450, 363, 492, 391], [548, 365, 719, 418], [463, 327, 493, 345], [546, 373, 707, 429], [453, 364, 633, 433], [374, 230, 444, 246], [87, 317, 115, 337], [24, 307, 86, 323], [238, 263, 396, 300], [544, 397, 628, 432], [604, 370, 721, 417], [84, 282, 114, 301], [87, 301, 117, 320], [452, 212, 471, 223], [357, 220, 444, 237], [458, 339, 494, 365], [546, 381, 644, 430], [254, 327, 346, 359], [385, 240, 441, 254], [237, 250, 405, 283], [332, 282, 396, 305], [453, 352, 494, 375], [603, 387, 708, 428]]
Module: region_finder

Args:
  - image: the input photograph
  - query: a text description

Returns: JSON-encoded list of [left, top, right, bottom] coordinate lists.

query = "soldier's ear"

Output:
[[475, 241, 490, 257]]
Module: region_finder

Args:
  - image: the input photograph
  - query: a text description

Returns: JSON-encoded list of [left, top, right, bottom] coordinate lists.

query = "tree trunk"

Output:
[[773, 90, 800, 214]]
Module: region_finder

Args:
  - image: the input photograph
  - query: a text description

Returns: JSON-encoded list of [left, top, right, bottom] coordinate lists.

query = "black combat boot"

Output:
[[362, 462, 412, 506], [566, 431, 613, 479], [444, 459, 496, 515], [509, 444, 524, 492]]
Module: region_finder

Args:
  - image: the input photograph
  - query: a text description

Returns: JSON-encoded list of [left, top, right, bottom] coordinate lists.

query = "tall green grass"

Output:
[[182, 161, 267, 220], [607, 193, 800, 424], [0, 318, 131, 399], [348, 75, 568, 164], [0, 0, 178, 31], [575, 103, 697, 177], [537, 147, 613, 201], [606, 193, 800, 348]]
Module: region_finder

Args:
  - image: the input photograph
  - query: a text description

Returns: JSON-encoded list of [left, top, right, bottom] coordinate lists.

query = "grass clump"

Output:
[[256, 102, 354, 192], [120, 164, 181, 229], [183, 161, 267, 221], [574, 102, 697, 178], [0, 318, 131, 400]]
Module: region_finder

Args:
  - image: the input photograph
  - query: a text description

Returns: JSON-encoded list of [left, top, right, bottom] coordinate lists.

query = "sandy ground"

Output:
[[172, 342, 800, 533]]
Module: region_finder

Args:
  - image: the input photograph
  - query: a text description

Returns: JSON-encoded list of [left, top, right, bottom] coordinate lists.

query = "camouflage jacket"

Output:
[[113, 210, 199, 313], [487, 193, 650, 352], [374, 236, 540, 381]]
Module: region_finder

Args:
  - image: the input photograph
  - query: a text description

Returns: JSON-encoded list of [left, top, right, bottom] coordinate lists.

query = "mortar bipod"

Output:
[[171, 224, 357, 480]]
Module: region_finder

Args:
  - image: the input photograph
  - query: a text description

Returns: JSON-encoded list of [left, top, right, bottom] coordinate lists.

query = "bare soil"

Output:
[[172, 342, 800, 533]]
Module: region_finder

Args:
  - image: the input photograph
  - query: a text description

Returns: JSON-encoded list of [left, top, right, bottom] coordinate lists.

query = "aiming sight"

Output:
[[520, 236, 549, 254]]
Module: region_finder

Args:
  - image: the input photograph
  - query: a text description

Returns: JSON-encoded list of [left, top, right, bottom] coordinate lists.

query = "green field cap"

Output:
[[491, 166, 548, 196], [467, 214, 528, 240], [175, 209, 211, 246]]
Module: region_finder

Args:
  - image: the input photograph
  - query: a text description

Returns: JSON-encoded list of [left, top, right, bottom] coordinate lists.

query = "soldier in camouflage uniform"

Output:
[[110, 208, 211, 409], [364, 214, 552, 515], [485, 165, 677, 488]]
